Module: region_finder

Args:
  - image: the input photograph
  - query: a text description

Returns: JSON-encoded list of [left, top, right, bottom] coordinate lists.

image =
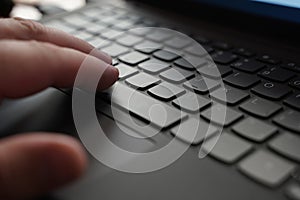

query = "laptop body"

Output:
[[0, 0, 300, 199]]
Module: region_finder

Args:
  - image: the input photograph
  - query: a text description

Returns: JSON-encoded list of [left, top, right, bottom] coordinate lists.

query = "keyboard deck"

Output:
[[44, 3, 300, 199]]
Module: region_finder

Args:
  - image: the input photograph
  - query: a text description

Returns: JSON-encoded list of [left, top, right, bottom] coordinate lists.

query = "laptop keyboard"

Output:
[[44, 3, 300, 196]]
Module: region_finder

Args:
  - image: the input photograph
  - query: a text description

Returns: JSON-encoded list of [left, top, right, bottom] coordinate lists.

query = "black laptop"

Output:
[[1, 0, 300, 199]]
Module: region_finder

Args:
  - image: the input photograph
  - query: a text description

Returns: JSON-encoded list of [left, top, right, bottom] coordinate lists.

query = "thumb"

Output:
[[0, 133, 87, 200]]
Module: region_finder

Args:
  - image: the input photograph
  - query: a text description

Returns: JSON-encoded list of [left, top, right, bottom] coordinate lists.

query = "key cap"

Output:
[[282, 62, 300, 73], [251, 82, 291, 100], [125, 73, 160, 90], [101, 29, 123, 40], [212, 42, 232, 50], [172, 92, 211, 113], [174, 56, 206, 70], [146, 30, 172, 42], [197, 64, 232, 79], [238, 150, 296, 187], [165, 37, 191, 49], [85, 24, 107, 34], [202, 132, 253, 164], [129, 28, 153, 36], [239, 97, 282, 118], [116, 34, 143, 47], [99, 83, 186, 129], [232, 117, 278, 142], [233, 48, 255, 58], [148, 82, 185, 101], [201, 104, 244, 127], [45, 20, 77, 34], [273, 110, 300, 133], [88, 37, 111, 49], [116, 64, 138, 79], [113, 20, 135, 30], [73, 31, 94, 41], [212, 51, 238, 65], [286, 184, 300, 200], [102, 44, 129, 57], [112, 59, 119, 66], [257, 55, 281, 65], [224, 72, 260, 89], [289, 78, 300, 90], [64, 14, 90, 27], [138, 59, 170, 74], [119, 51, 149, 65], [284, 93, 300, 110], [258, 67, 295, 82], [185, 44, 212, 57], [153, 50, 180, 62], [160, 67, 194, 83], [269, 132, 300, 162], [171, 118, 218, 145], [183, 76, 220, 94], [134, 40, 163, 54], [231, 59, 265, 73], [210, 86, 250, 106]]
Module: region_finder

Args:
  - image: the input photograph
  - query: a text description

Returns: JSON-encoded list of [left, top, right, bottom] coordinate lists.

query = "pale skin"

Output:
[[0, 18, 119, 199]]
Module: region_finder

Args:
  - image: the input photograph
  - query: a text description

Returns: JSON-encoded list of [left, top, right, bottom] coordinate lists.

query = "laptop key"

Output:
[[116, 64, 138, 79], [197, 64, 233, 79], [138, 59, 170, 74], [202, 132, 253, 164], [125, 73, 160, 90], [165, 37, 191, 49], [284, 93, 300, 110], [183, 76, 220, 94], [201, 104, 244, 127], [171, 118, 218, 145], [273, 110, 300, 133], [233, 48, 255, 58], [269, 132, 300, 162], [172, 92, 211, 113], [116, 35, 143, 47], [119, 51, 149, 65], [134, 41, 163, 54], [85, 24, 107, 34], [153, 50, 180, 62], [212, 42, 232, 50], [289, 78, 300, 90], [282, 62, 300, 73], [239, 97, 282, 118], [231, 59, 265, 73], [251, 82, 291, 100], [101, 29, 123, 40], [102, 44, 129, 57], [146, 30, 172, 42], [160, 67, 195, 83], [210, 86, 250, 106], [258, 67, 295, 82], [88, 37, 111, 49], [148, 82, 185, 101], [257, 55, 281, 65], [285, 184, 300, 200], [185, 44, 212, 57], [224, 72, 260, 89], [238, 150, 296, 187], [212, 51, 238, 65], [232, 117, 278, 142], [101, 83, 186, 129]]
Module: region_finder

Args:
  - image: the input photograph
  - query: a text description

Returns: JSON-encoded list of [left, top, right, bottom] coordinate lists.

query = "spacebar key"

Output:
[[99, 83, 187, 129]]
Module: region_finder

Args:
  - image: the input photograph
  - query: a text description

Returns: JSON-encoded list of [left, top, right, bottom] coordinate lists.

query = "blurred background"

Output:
[[1, 0, 96, 20]]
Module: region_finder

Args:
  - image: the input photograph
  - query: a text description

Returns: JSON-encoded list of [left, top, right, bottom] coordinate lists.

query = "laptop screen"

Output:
[[194, 0, 300, 24]]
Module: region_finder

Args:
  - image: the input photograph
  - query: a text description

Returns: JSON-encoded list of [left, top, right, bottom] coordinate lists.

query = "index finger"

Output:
[[0, 18, 112, 64]]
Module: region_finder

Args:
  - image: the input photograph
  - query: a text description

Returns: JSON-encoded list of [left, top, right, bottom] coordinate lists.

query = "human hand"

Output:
[[0, 18, 118, 199]]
